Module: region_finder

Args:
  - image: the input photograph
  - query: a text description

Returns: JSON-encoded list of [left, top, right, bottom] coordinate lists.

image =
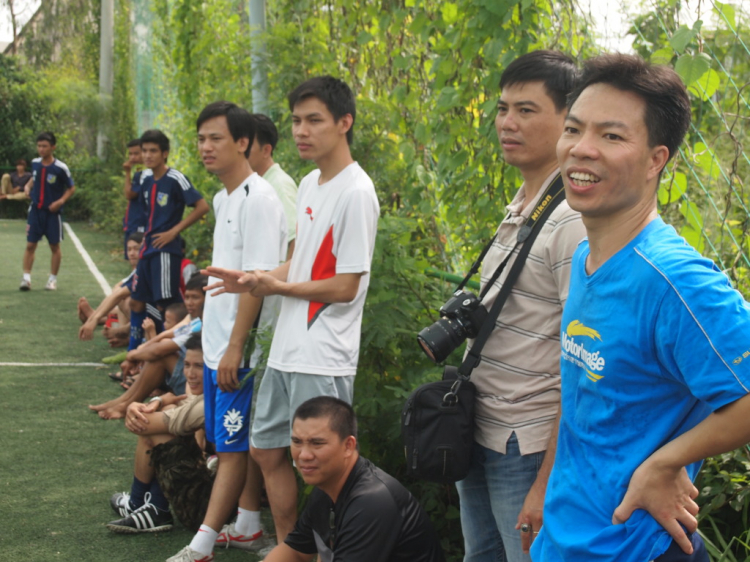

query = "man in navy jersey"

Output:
[[20, 132, 75, 291], [122, 138, 146, 260], [126, 129, 209, 358]]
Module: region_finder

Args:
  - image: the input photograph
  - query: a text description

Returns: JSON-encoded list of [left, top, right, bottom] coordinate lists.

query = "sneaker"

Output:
[[45, 278, 57, 291], [106, 500, 173, 534], [165, 546, 214, 562], [216, 522, 264, 550], [109, 491, 133, 517], [19, 278, 30, 291]]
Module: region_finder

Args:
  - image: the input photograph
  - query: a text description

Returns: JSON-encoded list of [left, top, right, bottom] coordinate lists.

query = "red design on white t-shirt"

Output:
[[308, 226, 336, 327]]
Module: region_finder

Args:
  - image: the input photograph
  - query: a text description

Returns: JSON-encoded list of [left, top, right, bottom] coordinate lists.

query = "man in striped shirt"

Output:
[[455, 51, 585, 562], [126, 129, 209, 355]]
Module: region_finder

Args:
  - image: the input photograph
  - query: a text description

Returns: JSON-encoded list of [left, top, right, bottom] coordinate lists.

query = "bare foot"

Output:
[[78, 297, 94, 324], [98, 404, 127, 420], [88, 397, 122, 412], [108, 333, 129, 348]]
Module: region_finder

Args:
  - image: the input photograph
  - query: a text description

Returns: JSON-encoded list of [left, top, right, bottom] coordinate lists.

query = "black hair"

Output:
[[185, 331, 203, 352], [250, 113, 279, 152], [15, 158, 27, 167], [196, 101, 255, 158], [36, 132, 56, 145], [165, 301, 188, 323], [127, 138, 141, 148], [127, 231, 144, 245], [140, 129, 170, 153], [568, 53, 691, 163], [293, 396, 357, 441], [287, 76, 356, 145], [185, 273, 208, 293], [499, 50, 579, 112]]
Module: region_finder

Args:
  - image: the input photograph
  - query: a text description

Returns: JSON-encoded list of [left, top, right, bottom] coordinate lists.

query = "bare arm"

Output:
[[123, 165, 138, 200], [24, 177, 33, 196], [217, 291, 263, 392], [79, 286, 131, 340], [203, 260, 290, 295], [516, 407, 559, 552], [48, 186, 75, 213], [263, 543, 314, 562], [152, 198, 210, 249], [127, 338, 179, 362], [614, 392, 750, 554]]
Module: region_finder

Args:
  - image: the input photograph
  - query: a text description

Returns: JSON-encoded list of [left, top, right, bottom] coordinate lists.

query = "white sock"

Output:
[[234, 507, 261, 536], [48, 274, 57, 282], [189, 524, 218, 556], [23, 273, 30, 282]]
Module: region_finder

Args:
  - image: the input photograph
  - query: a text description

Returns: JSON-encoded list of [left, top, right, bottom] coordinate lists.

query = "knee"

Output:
[[25, 242, 37, 252], [251, 447, 286, 471], [130, 298, 145, 313]]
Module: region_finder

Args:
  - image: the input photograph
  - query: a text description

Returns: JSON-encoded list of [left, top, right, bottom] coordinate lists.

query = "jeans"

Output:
[[456, 435, 544, 562]]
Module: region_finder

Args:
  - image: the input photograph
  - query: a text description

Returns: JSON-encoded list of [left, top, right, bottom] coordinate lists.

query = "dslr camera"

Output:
[[417, 290, 488, 363]]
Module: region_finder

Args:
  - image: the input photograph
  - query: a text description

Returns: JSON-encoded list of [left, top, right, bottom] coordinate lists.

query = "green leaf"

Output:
[[651, 47, 674, 65], [680, 224, 705, 253], [441, 2, 459, 24], [356, 31, 373, 45], [713, 1, 736, 29], [693, 142, 722, 180], [674, 53, 711, 86], [669, 24, 698, 53], [688, 68, 720, 101], [658, 171, 687, 205]]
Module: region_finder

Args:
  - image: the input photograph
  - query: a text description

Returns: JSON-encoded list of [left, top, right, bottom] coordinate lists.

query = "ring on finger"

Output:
[[520, 523, 531, 533]]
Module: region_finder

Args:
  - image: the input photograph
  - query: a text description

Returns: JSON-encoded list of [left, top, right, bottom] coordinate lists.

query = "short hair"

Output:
[[165, 302, 188, 323], [196, 101, 255, 158], [287, 76, 356, 145], [126, 231, 144, 245], [293, 396, 357, 441], [568, 54, 691, 163], [185, 332, 203, 352], [185, 273, 208, 293], [15, 158, 27, 167], [127, 138, 141, 148], [36, 132, 56, 145], [499, 50, 579, 112], [140, 129, 170, 153], [251, 113, 279, 152]]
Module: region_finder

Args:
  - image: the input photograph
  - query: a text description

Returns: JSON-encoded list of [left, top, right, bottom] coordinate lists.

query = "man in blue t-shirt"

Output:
[[20, 132, 75, 291], [126, 129, 209, 355], [532, 54, 750, 562], [122, 138, 146, 260]]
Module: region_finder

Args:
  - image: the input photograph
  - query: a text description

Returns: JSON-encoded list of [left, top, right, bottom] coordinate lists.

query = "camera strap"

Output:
[[455, 173, 566, 382]]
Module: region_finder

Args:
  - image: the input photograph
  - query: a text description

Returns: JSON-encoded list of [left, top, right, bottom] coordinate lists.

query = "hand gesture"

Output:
[[48, 200, 63, 213], [151, 228, 178, 249], [79, 320, 96, 341], [203, 267, 257, 296], [613, 459, 699, 554]]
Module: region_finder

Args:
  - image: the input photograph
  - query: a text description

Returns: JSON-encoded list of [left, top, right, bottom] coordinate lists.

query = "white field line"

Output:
[[64, 222, 111, 296], [0, 362, 106, 367]]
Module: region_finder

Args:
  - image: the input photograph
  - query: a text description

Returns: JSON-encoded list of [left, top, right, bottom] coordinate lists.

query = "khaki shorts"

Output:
[[250, 367, 355, 449], [163, 394, 205, 436]]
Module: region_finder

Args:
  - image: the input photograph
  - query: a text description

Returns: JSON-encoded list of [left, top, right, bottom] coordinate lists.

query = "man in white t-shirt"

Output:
[[167, 101, 287, 562], [207, 76, 380, 545], [248, 113, 298, 260]]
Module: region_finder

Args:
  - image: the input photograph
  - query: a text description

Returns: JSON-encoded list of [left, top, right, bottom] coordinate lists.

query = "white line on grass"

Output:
[[0, 362, 106, 367], [63, 222, 111, 296]]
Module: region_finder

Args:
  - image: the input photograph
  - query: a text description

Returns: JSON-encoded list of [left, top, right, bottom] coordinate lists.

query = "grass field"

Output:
[[0, 220, 264, 562]]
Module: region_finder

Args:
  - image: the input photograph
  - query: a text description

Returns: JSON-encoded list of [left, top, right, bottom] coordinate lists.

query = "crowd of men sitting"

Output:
[[16, 50, 750, 562]]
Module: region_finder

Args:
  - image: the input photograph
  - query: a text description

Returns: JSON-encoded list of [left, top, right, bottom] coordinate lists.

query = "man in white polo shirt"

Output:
[[206, 76, 380, 546], [167, 101, 287, 562]]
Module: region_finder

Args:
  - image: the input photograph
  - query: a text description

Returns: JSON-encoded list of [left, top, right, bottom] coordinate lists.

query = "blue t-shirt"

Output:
[[30, 158, 74, 211], [533, 218, 750, 562], [123, 170, 146, 233], [138, 168, 203, 257]]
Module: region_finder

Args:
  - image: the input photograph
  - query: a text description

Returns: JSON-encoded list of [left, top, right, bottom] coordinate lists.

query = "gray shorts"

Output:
[[250, 366, 355, 449]]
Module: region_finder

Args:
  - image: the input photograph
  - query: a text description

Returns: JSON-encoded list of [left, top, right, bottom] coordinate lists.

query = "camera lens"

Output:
[[417, 318, 466, 363]]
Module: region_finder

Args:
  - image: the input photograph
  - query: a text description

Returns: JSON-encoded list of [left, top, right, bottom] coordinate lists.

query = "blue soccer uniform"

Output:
[[131, 167, 203, 304], [27, 157, 74, 244], [122, 170, 146, 258]]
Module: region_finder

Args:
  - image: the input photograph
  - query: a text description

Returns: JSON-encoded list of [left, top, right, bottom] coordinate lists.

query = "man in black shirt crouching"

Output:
[[263, 396, 445, 562]]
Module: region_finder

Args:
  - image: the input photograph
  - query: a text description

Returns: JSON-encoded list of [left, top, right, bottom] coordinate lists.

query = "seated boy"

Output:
[[89, 275, 206, 420], [78, 232, 144, 342], [107, 332, 205, 533]]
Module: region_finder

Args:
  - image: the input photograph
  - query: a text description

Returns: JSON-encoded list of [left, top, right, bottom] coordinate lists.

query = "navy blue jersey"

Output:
[[30, 158, 74, 211], [139, 168, 203, 257], [123, 170, 147, 233]]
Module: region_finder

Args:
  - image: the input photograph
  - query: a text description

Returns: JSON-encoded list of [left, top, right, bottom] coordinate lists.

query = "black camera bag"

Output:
[[402, 175, 565, 483]]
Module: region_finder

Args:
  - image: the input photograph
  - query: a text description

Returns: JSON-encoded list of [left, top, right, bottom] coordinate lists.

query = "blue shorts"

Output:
[[203, 366, 254, 453], [27, 206, 63, 244], [131, 252, 182, 304]]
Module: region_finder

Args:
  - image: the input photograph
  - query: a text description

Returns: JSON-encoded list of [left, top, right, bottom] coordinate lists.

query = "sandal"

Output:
[[108, 371, 123, 382]]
